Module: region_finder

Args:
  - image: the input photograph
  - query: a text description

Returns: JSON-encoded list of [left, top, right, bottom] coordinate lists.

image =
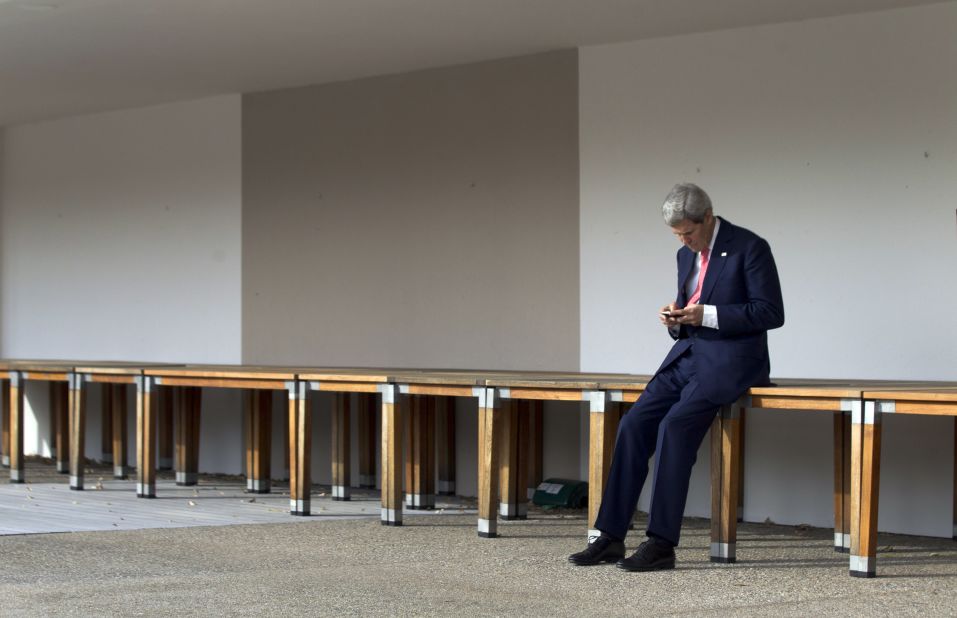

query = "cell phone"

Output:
[[661, 310, 678, 318]]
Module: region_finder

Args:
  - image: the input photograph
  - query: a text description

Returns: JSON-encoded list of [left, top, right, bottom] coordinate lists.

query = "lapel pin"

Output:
[[720, 252, 727, 257]]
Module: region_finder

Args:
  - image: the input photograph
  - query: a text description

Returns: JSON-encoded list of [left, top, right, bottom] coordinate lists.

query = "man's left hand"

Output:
[[670, 304, 704, 326]]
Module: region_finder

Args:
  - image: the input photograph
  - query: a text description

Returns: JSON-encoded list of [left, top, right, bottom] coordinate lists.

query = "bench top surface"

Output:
[[863, 387, 957, 402], [74, 362, 182, 375], [389, 371, 490, 386], [144, 365, 301, 380], [487, 372, 651, 389], [1, 360, 179, 375], [394, 370, 651, 389], [297, 368, 393, 383], [1, 360, 953, 400], [485, 376, 599, 389], [597, 375, 655, 390], [4, 359, 82, 373], [747, 379, 950, 398]]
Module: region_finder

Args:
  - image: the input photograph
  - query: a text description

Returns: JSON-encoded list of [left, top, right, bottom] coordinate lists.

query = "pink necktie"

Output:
[[686, 248, 710, 306]]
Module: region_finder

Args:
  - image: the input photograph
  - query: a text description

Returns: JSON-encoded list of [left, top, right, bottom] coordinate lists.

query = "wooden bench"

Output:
[[600, 379, 950, 572], [483, 373, 650, 538], [138, 365, 392, 516], [281, 367, 469, 518], [293, 369, 393, 512], [137, 365, 298, 500], [1, 360, 74, 483], [377, 370, 616, 535], [738, 380, 874, 558], [5, 359, 955, 579], [69, 362, 183, 489], [471, 375, 957, 580], [854, 386, 957, 577], [377, 371, 488, 527], [298, 368, 541, 531]]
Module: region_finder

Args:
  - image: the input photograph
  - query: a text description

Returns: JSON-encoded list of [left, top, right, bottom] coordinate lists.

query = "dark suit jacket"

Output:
[[656, 217, 785, 404]]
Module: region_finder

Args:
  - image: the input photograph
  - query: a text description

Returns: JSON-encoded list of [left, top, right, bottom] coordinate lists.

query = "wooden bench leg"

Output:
[[420, 395, 434, 508], [498, 398, 526, 520], [175, 387, 201, 486], [136, 377, 158, 498], [404, 397, 413, 507], [379, 384, 404, 526], [405, 395, 434, 510], [68, 374, 87, 490], [710, 401, 742, 563], [174, 387, 184, 483], [9, 373, 25, 482], [280, 395, 289, 482], [244, 389, 272, 494], [527, 400, 543, 500], [477, 387, 501, 538], [436, 396, 455, 495], [51, 382, 69, 473], [834, 409, 852, 552], [1, 378, 9, 467], [850, 400, 881, 578], [332, 392, 351, 501], [0, 379, 12, 467], [737, 408, 746, 522], [101, 384, 113, 465], [357, 393, 377, 488], [189, 387, 202, 483], [111, 385, 129, 479], [158, 387, 173, 471], [515, 401, 531, 513], [588, 392, 621, 540], [288, 381, 311, 515]]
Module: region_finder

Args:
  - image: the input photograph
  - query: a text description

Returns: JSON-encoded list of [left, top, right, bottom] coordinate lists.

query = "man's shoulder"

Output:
[[719, 218, 770, 248]]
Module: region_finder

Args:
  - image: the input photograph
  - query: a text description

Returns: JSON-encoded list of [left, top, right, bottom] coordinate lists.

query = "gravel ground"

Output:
[[2, 459, 956, 616]]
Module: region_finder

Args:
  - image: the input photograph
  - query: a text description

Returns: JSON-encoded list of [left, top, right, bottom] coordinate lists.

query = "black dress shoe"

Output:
[[616, 538, 676, 572], [568, 536, 626, 566]]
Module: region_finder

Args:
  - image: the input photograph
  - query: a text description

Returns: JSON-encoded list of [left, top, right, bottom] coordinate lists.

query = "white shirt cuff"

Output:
[[702, 304, 719, 329]]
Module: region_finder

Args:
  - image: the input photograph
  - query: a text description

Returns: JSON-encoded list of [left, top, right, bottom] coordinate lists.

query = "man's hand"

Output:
[[668, 304, 704, 327], [659, 303, 679, 327]]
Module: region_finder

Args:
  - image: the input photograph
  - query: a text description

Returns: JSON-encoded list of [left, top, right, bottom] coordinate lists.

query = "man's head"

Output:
[[662, 183, 715, 253]]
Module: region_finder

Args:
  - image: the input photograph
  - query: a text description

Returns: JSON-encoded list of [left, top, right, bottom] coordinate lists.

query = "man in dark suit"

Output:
[[569, 183, 784, 571]]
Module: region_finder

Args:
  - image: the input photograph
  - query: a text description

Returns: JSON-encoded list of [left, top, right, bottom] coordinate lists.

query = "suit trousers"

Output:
[[594, 348, 719, 545]]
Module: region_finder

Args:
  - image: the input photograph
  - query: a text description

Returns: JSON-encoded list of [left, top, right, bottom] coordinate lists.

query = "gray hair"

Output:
[[661, 183, 712, 226]]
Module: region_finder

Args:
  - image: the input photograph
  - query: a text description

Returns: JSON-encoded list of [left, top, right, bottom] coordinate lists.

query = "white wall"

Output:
[[0, 95, 242, 363], [0, 95, 245, 471], [241, 51, 581, 371], [580, 4, 957, 535]]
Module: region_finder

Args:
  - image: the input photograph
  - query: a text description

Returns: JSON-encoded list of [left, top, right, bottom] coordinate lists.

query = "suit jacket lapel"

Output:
[[700, 218, 733, 304]]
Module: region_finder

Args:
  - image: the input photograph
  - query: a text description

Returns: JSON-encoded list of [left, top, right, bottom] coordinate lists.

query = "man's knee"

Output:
[[618, 404, 657, 437], [656, 409, 715, 448]]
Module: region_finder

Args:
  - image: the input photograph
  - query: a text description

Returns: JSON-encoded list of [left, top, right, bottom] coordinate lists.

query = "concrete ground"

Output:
[[1, 462, 956, 616]]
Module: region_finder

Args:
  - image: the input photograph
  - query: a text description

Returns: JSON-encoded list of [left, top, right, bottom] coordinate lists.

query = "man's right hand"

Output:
[[659, 303, 679, 327]]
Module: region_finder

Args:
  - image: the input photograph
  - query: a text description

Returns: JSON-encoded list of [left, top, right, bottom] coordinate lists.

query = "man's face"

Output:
[[670, 212, 714, 253]]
